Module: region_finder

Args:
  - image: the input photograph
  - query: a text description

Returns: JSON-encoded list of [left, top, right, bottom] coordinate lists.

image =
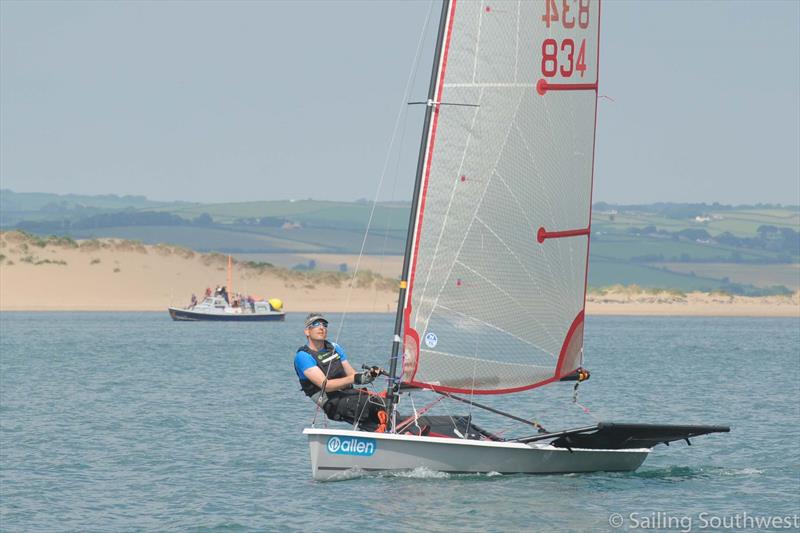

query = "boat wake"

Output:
[[714, 466, 764, 476], [630, 465, 762, 480], [387, 467, 451, 479], [384, 468, 507, 480], [631, 465, 703, 480], [323, 467, 508, 482]]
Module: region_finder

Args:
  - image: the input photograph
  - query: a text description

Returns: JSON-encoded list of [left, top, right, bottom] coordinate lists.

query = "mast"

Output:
[[227, 255, 233, 297], [385, 0, 451, 425]]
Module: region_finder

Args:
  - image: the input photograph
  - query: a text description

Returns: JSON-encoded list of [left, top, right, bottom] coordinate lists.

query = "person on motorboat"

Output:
[[215, 286, 229, 304], [293, 313, 388, 432]]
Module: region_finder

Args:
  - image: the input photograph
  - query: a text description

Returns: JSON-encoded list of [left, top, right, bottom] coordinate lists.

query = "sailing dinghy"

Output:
[[304, 0, 728, 481]]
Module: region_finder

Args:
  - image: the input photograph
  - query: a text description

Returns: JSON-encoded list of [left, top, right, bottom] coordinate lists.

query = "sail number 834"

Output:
[[540, 0, 592, 79], [541, 38, 587, 78], [542, 0, 591, 29]]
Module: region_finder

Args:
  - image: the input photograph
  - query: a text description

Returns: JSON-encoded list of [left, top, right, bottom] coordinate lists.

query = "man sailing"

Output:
[[293, 313, 388, 432]]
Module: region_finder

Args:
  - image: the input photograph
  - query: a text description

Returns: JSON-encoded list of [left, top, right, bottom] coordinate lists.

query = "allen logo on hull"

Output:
[[326, 436, 376, 456]]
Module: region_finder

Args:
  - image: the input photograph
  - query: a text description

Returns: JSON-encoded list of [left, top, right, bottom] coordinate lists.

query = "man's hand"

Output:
[[353, 370, 376, 385], [354, 365, 387, 385], [368, 366, 385, 378]]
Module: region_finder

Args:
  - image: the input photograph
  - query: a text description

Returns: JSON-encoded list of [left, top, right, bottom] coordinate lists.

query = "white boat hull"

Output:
[[304, 428, 650, 481]]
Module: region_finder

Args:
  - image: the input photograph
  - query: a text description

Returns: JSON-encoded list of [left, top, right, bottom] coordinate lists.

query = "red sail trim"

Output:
[[554, 311, 585, 377], [404, 308, 421, 384], [536, 79, 597, 96], [407, 376, 563, 396], [537, 226, 590, 243], [402, 0, 457, 370]]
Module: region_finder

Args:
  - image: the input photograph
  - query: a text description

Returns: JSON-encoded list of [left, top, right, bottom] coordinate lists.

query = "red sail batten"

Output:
[[536, 79, 598, 96], [537, 226, 591, 243]]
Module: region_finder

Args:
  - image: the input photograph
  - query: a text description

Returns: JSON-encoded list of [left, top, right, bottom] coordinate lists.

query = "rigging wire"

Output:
[[351, 383, 387, 431], [333, 0, 436, 345], [369, 0, 437, 316], [395, 394, 445, 433], [308, 0, 436, 430], [366, 98, 414, 316], [407, 394, 423, 435], [571, 348, 601, 422], [466, 345, 479, 438], [310, 360, 336, 429]]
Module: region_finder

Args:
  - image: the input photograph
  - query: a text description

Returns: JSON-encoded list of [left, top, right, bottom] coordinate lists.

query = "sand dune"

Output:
[[1, 232, 797, 317], [0, 232, 396, 313]]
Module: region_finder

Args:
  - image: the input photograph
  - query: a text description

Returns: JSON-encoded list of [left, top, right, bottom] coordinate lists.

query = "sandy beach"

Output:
[[585, 288, 799, 317], [1, 232, 798, 317]]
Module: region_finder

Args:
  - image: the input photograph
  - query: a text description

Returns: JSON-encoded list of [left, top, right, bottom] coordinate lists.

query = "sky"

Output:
[[1, 0, 798, 206]]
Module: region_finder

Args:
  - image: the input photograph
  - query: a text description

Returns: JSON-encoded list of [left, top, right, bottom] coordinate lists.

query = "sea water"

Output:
[[1, 312, 798, 531]]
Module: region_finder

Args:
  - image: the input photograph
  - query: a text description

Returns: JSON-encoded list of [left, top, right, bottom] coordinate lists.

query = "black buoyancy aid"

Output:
[[297, 341, 346, 397]]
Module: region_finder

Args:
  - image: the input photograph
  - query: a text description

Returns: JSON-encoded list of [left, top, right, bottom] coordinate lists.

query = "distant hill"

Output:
[[2, 190, 798, 295], [0, 189, 192, 227], [0, 189, 175, 211]]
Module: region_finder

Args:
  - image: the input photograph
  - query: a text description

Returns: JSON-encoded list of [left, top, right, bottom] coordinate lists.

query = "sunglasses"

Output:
[[309, 321, 328, 328]]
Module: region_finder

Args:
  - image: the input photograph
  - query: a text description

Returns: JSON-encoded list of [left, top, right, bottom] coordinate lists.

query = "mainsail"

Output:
[[400, 0, 601, 393]]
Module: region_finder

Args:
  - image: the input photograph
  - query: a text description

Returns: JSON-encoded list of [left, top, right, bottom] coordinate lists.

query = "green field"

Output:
[[587, 257, 731, 292], [66, 226, 322, 253], [223, 224, 406, 254], [654, 263, 800, 290], [593, 207, 800, 237], [591, 234, 784, 263], [66, 224, 406, 255], [147, 200, 411, 231]]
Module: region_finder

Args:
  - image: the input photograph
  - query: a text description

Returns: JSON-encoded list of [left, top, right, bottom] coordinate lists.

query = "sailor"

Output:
[[293, 313, 387, 432]]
